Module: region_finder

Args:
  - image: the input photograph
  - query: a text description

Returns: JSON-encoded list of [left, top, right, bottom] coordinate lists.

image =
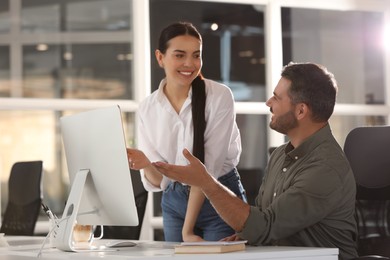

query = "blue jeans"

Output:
[[161, 168, 247, 242]]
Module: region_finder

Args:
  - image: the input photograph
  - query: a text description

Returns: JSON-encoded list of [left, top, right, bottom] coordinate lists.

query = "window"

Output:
[[0, 0, 136, 225], [282, 8, 385, 105], [21, 0, 131, 32], [282, 7, 388, 144], [0, 1, 9, 34], [23, 44, 132, 99], [0, 46, 10, 97]]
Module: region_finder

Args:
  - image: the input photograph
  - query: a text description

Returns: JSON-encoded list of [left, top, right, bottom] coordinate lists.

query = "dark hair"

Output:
[[281, 62, 338, 122], [158, 22, 206, 163]]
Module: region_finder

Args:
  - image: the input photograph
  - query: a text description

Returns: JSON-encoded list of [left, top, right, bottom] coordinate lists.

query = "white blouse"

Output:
[[137, 78, 241, 191]]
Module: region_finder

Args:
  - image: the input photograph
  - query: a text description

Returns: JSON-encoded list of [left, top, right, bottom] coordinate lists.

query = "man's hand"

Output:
[[155, 149, 251, 233], [220, 233, 242, 242], [152, 149, 213, 188]]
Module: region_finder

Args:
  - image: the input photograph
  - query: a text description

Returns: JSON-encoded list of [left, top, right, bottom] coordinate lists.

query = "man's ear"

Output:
[[296, 103, 308, 120], [155, 50, 164, 68]]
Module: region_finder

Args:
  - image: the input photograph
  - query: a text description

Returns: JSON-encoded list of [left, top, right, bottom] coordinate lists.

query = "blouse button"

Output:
[[282, 168, 287, 172]]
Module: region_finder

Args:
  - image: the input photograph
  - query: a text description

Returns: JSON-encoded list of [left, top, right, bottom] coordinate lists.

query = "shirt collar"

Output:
[[156, 78, 167, 103], [285, 123, 332, 160], [156, 78, 193, 103]]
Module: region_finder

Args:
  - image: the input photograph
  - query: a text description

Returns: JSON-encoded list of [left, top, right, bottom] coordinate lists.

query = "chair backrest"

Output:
[[237, 168, 263, 206], [344, 126, 390, 257], [0, 161, 43, 235], [344, 126, 390, 200]]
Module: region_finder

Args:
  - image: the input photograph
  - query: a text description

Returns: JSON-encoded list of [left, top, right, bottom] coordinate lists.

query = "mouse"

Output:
[[105, 240, 137, 248]]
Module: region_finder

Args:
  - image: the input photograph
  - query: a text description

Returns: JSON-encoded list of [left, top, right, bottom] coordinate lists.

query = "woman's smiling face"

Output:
[[156, 34, 202, 88]]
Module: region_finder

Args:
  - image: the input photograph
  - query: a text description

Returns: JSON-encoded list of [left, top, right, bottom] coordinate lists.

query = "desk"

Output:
[[0, 236, 338, 260]]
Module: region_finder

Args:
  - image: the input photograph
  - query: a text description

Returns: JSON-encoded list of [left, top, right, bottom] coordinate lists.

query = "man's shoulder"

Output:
[[306, 140, 354, 185]]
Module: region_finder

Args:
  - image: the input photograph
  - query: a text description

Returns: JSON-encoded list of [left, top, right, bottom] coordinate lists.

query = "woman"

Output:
[[127, 21, 246, 242]]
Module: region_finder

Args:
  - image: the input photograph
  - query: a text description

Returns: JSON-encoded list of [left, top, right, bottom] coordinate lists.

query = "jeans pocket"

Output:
[[163, 182, 174, 194]]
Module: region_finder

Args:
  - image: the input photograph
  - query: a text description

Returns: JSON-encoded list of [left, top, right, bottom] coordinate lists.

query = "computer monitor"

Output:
[[54, 105, 138, 251]]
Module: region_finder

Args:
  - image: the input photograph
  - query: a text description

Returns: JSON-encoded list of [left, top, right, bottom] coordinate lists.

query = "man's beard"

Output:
[[269, 109, 298, 135]]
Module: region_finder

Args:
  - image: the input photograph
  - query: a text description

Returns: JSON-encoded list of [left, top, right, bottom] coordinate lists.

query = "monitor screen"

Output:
[[55, 105, 138, 251]]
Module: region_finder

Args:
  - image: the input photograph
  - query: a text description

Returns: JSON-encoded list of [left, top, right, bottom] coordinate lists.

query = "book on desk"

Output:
[[174, 240, 247, 254]]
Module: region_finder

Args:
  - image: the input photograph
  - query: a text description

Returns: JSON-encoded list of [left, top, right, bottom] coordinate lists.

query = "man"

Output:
[[153, 62, 358, 260]]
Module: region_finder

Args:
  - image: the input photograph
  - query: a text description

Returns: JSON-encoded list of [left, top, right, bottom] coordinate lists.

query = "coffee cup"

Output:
[[72, 223, 103, 247]]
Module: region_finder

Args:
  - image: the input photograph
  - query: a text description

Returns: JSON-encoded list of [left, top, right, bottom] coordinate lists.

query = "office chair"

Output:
[[237, 168, 263, 205], [0, 161, 43, 236], [344, 126, 390, 259], [99, 170, 148, 239]]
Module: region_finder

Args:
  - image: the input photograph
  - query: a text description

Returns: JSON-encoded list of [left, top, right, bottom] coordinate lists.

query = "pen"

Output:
[[41, 203, 57, 222]]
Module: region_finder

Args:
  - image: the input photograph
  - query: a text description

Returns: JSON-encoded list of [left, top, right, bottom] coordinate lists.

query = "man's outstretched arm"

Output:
[[153, 149, 250, 231]]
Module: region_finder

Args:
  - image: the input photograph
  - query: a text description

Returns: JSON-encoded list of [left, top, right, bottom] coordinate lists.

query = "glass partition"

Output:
[[0, 46, 10, 97], [23, 44, 132, 99], [21, 0, 131, 32], [150, 0, 266, 102], [330, 114, 388, 147], [282, 7, 387, 149], [282, 8, 385, 105], [0, 1, 9, 34], [0, 0, 135, 219]]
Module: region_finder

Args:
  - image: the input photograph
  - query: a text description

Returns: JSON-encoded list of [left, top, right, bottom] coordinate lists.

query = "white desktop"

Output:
[[54, 106, 139, 251], [0, 235, 338, 260]]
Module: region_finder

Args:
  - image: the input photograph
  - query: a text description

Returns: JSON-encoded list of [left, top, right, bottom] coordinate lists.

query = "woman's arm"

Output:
[[182, 186, 205, 242]]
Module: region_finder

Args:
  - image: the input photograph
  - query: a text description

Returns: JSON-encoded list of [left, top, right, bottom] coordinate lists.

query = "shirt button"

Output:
[[273, 192, 276, 197], [294, 156, 298, 160], [282, 168, 287, 172]]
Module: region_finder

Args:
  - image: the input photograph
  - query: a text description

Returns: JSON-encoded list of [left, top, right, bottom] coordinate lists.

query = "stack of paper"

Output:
[[174, 240, 247, 254]]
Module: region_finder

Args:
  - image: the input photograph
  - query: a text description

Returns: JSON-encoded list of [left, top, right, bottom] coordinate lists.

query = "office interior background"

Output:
[[0, 0, 389, 240]]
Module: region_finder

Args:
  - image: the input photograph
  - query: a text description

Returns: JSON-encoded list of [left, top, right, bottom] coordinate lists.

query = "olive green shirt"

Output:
[[238, 124, 358, 260]]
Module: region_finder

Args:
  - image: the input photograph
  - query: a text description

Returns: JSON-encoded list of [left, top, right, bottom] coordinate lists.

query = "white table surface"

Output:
[[0, 236, 339, 260]]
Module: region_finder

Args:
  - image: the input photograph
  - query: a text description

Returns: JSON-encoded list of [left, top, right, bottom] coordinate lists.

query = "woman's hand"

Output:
[[127, 148, 163, 188], [127, 148, 151, 170], [182, 231, 204, 242]]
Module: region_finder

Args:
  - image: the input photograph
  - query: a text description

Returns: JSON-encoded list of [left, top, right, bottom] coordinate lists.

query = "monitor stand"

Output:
[[54, 169, 101, 252]]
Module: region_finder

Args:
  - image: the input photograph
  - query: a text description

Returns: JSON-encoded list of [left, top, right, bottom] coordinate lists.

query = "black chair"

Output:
[[98, 170, 148, 239], [344, 126, 390, 259], [237, 168, 263, 206], [0, 161, 43, 236]]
